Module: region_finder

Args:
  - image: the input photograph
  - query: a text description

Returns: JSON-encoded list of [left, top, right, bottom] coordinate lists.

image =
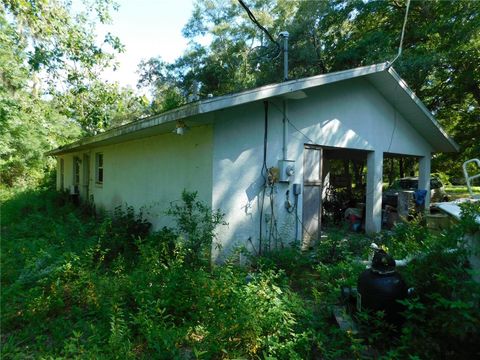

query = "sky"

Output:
[[96, 0, 196, 89]]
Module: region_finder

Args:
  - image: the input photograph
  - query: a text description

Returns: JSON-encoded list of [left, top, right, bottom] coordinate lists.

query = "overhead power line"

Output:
[[388, 0, 411, 67], [238, 0, 280, 54]]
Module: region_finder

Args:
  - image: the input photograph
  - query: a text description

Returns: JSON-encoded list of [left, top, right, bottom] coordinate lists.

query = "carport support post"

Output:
[[418, 155, 431, 209], [365, 151, 383, 234]]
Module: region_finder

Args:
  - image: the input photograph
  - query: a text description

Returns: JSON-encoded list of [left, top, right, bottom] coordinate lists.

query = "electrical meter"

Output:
[[278, 160, 295, 183]]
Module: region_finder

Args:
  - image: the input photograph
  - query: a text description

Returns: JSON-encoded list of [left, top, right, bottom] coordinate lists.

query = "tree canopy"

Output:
[[1, 0, 147, 186], [138, 0, 479, 177]]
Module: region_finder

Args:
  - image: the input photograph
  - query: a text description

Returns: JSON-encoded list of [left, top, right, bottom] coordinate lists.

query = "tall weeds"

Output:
[[2, 187, 479, 359]]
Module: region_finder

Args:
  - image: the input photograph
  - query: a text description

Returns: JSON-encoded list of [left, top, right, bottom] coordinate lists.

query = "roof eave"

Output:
[[47, 63, 390, 156], [386, 67, 459, 153], [47, 62, 458, 156]]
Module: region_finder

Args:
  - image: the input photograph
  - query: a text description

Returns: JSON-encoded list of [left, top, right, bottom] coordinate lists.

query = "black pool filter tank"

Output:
[[357, 249, 408, 326]]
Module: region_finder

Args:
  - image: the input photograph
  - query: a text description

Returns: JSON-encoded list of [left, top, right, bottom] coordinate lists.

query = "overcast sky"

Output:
[[96, 0, 196, 89]]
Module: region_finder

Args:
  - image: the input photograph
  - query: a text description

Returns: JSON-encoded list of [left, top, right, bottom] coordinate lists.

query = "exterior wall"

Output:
[[211, 102, 286, 259], [212, 78, 434, 260], [57, 125, 213, 229]]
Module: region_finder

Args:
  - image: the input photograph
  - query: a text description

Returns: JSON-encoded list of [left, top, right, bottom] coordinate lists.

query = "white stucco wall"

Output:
[[57, 125, 213, 229], [211, 78, 434, 260]]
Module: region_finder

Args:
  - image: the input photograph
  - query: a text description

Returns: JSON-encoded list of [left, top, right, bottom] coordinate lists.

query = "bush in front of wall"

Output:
[[392, 207, 480, 359], [166, 190, 227, 268], [97, 204, 151, 265]]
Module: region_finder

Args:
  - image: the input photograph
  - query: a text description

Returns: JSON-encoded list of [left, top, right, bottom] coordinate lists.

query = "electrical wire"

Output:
[[268, 186, 274, 251], [248, 44, 281, 63], [287, 118, 315, 144], [388, 0, 411, 67], [270, 101, 314, 144], [286, 190, 296, 214], [295, 212, 315, 244], [238, 0, 281, 57], [294, 192, 299, 246], [258, 100, 269, 255], [248, 236, 258, 255], [386, 108, 397, 154], [267, 185, 280, 251]]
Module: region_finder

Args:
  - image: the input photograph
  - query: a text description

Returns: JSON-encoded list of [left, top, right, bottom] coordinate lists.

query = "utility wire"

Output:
[[270, 101, 314, 143], [295, 212, 315, 245], [238, 0, 281, 54], [388, 0, 411, 67], [258, 100, 269, 255]]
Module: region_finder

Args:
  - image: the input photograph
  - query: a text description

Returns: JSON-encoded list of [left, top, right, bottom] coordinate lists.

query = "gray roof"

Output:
[[47, 62, 459, 155]]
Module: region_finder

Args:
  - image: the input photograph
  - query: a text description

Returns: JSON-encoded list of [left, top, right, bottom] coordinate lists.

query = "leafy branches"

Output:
[[1, 1, 149, 186], [166, 190, 227, 267]]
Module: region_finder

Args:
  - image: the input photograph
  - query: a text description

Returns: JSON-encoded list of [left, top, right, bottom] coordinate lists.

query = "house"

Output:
[[48, 63, 458, 260]]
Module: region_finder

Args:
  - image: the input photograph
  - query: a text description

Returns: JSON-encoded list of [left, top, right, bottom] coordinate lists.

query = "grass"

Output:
[[445, 185, 480, 198]]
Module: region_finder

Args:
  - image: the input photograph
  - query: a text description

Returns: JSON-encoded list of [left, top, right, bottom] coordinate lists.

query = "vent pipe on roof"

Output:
[[188, 81, 200, 102], [279, 32, 290, 168], [279, 31, 289, 81]]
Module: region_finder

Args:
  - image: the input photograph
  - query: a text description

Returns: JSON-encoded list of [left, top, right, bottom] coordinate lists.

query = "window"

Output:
[[60, 158, 65, 190], [95, 153, 104, 184], [73, 157, 81, 186]]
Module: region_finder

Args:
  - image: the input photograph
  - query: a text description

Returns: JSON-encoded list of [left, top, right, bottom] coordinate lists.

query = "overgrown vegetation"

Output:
[[1, 186, 479, 359]]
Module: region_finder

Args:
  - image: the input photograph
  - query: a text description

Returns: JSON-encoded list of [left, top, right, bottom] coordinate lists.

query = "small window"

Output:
[[73, 157, 81, 186], [60, 158, 65, 190], [95, 153, 104, 184]]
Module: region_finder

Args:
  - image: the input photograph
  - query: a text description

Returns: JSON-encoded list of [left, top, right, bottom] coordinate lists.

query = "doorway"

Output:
[[302, 145, 369, 245]]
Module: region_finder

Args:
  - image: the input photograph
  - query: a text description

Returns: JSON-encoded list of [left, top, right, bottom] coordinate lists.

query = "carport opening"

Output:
[[382, 153, 419, 228], [302, 148, 436, 244], [383, 153, 419, 187], [382, 153, 445, 229]]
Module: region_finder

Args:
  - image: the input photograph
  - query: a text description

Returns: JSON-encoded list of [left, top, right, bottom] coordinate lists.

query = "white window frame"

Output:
[[95, 153, 104, 184]]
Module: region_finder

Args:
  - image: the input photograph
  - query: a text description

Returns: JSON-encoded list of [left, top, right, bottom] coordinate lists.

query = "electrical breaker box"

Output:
[[278, 160, 295, 183]]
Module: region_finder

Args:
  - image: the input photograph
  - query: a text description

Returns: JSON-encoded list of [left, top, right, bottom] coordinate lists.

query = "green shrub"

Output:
[[166, 190, 227, 268], [96, 205, 151, 267]]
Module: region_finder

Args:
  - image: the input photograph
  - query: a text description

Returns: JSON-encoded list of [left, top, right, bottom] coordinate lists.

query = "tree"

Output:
[[137, 0, 298, 100], [54, 81, 148, 134], [136, 58, 186, 113], [138, 0, 479, 178], [1, 0, 146, 186], [0, 10, 80, 186]]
